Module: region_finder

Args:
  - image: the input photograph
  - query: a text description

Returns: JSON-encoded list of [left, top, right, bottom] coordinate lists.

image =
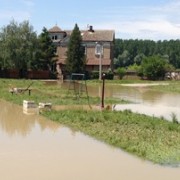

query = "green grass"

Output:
[[43, 109, 180, 165], [0, 79, 127, 106]]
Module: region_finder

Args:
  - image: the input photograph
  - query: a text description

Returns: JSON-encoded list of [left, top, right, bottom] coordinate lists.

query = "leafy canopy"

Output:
[[140, 55, 169, 80], [65, 23, 86, 74]]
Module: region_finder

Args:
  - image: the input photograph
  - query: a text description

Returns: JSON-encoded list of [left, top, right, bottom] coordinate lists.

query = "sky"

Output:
[[1, 0, 180, 40]]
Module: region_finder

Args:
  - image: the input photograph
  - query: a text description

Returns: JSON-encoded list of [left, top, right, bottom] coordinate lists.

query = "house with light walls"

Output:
[[48, 25, 115, 78]]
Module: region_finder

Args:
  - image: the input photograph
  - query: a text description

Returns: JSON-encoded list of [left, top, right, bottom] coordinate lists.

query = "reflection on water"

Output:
[[88, 84, 180, 107], [0, 100, 60, 137], [0, 100, 180, 180], [114, 104, 180, 122]]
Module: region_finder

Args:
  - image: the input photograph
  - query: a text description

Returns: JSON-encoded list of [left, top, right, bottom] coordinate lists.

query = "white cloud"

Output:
[[91, 0, 180, 40], [21, 0, 34, 7], [0, 0, 34, 25], [0, 10, 31, 22]]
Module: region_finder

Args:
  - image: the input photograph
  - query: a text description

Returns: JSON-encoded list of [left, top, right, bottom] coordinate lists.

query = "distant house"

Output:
[[48, 25, 115, 78]]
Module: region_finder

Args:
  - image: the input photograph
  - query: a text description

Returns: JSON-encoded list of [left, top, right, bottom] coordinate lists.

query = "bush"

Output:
[[116, 67, 126, 79], [90, 71, 99, 79], [105, 71, 114, 80], [140, 56, 168, 80], [90, 71, 114, 80]]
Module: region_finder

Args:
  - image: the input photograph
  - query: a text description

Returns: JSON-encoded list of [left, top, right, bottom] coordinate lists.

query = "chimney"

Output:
[[88, 25, 94, 32]]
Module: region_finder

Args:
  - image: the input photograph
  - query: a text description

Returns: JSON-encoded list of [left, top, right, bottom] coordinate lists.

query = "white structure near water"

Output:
[[23, 100, 38, 115], [23, 100, 37, 108]]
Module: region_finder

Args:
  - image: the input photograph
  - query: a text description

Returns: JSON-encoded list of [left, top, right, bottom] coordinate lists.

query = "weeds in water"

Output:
[[171, 112, 179, 124], [160, 115, 164, 120]]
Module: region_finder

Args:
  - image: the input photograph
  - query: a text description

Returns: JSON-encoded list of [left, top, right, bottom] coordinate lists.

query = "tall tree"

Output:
[[36, 27, 57, 71], [0, 20, 38, 71], [65, 23, 86, 74]]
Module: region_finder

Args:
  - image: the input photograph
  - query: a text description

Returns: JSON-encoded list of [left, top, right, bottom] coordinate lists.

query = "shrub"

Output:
[[90, 71, 99, 79], [140, 55, 168, 80], [105, 71, 114, 80], [116, 67, 126, 79]]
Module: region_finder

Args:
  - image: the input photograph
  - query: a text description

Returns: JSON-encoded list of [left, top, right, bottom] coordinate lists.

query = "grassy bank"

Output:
[[43, 109, 180, 165], [0, 79, 126, 106], [0, 78, 180, 165]]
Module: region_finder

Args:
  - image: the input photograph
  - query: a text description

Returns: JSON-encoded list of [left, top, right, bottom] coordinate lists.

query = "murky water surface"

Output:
[[60, 81, 180, 120], [0, 100, 180, 180]]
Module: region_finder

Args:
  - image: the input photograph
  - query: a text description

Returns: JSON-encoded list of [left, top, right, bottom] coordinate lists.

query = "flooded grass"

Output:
[[0, 79, 126, 106], [150, 81, 180, 93], [0, 78, 180, 165], [43, 109, 180, 165]]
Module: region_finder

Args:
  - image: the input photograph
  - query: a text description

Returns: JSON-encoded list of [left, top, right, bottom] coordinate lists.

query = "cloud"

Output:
[[0, 0, 34, 25], [0, 10, 31, 22], [20, 0, 35, 7], [91, 0, 180, 40]]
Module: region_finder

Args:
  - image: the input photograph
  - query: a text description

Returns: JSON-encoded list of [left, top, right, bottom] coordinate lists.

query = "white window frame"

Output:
[[95, 44, 103, 55]]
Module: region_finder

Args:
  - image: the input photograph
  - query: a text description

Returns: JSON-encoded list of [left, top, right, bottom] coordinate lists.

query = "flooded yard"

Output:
[[0, 100, 180, 180], [1, 81, 179, 179], [87, 83, 180, 120]]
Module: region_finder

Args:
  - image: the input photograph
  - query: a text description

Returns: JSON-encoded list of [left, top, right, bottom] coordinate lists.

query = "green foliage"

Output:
[[65, 24, 86, 74], [134, 53, 146, 65], [114, 39, 180, 69], [127, 64, 141, 71], [140, 55, 168, 80], [33, 27, 57, 71], [90, 71, 99, 79], [89, 71, 114, 80], [44, 109, 180, 165], [171, 113, 179, 124], [116, 67, 126, 79], [114, 50, 131, 68], [105, 71, 114, 80], [0, 21, 57, 77], [0, 20, 38, 71]]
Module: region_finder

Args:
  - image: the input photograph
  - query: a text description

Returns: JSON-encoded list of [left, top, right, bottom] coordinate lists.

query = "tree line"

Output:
[[114, 39, 180, 69], [1, 20, 180, 80], [0, 20, 56, 77]]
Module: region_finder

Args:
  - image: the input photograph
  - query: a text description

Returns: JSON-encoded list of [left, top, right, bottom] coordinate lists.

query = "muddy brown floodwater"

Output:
[[0, 100, 180, 180]]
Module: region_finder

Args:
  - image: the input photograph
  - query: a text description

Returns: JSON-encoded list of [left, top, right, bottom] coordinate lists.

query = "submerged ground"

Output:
[[0, 79, 179, 165]]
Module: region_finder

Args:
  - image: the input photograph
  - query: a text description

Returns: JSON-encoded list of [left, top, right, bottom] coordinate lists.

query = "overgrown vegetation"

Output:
[[0, 79, 125, 106], [114, 39, 180, 69], [139, 55, 169, 80], [0, 20, 56, 77], [43, 109, 180, 165]]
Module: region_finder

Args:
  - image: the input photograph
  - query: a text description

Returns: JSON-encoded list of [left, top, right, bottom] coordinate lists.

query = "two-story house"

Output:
[[48, 25, 115, 79]]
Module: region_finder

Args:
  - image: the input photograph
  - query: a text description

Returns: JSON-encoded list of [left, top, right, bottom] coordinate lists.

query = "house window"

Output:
[[82, 45, 87, 55], [95, 44, 103, 55], [52, 35, 58, 40], [84, 46, 87, 55]]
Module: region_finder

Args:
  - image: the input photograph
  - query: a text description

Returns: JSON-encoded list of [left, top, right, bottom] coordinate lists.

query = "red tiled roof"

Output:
[[82, 30, 114, 42], [64, 30, 115, 42], [49, 25, 115, 41]]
